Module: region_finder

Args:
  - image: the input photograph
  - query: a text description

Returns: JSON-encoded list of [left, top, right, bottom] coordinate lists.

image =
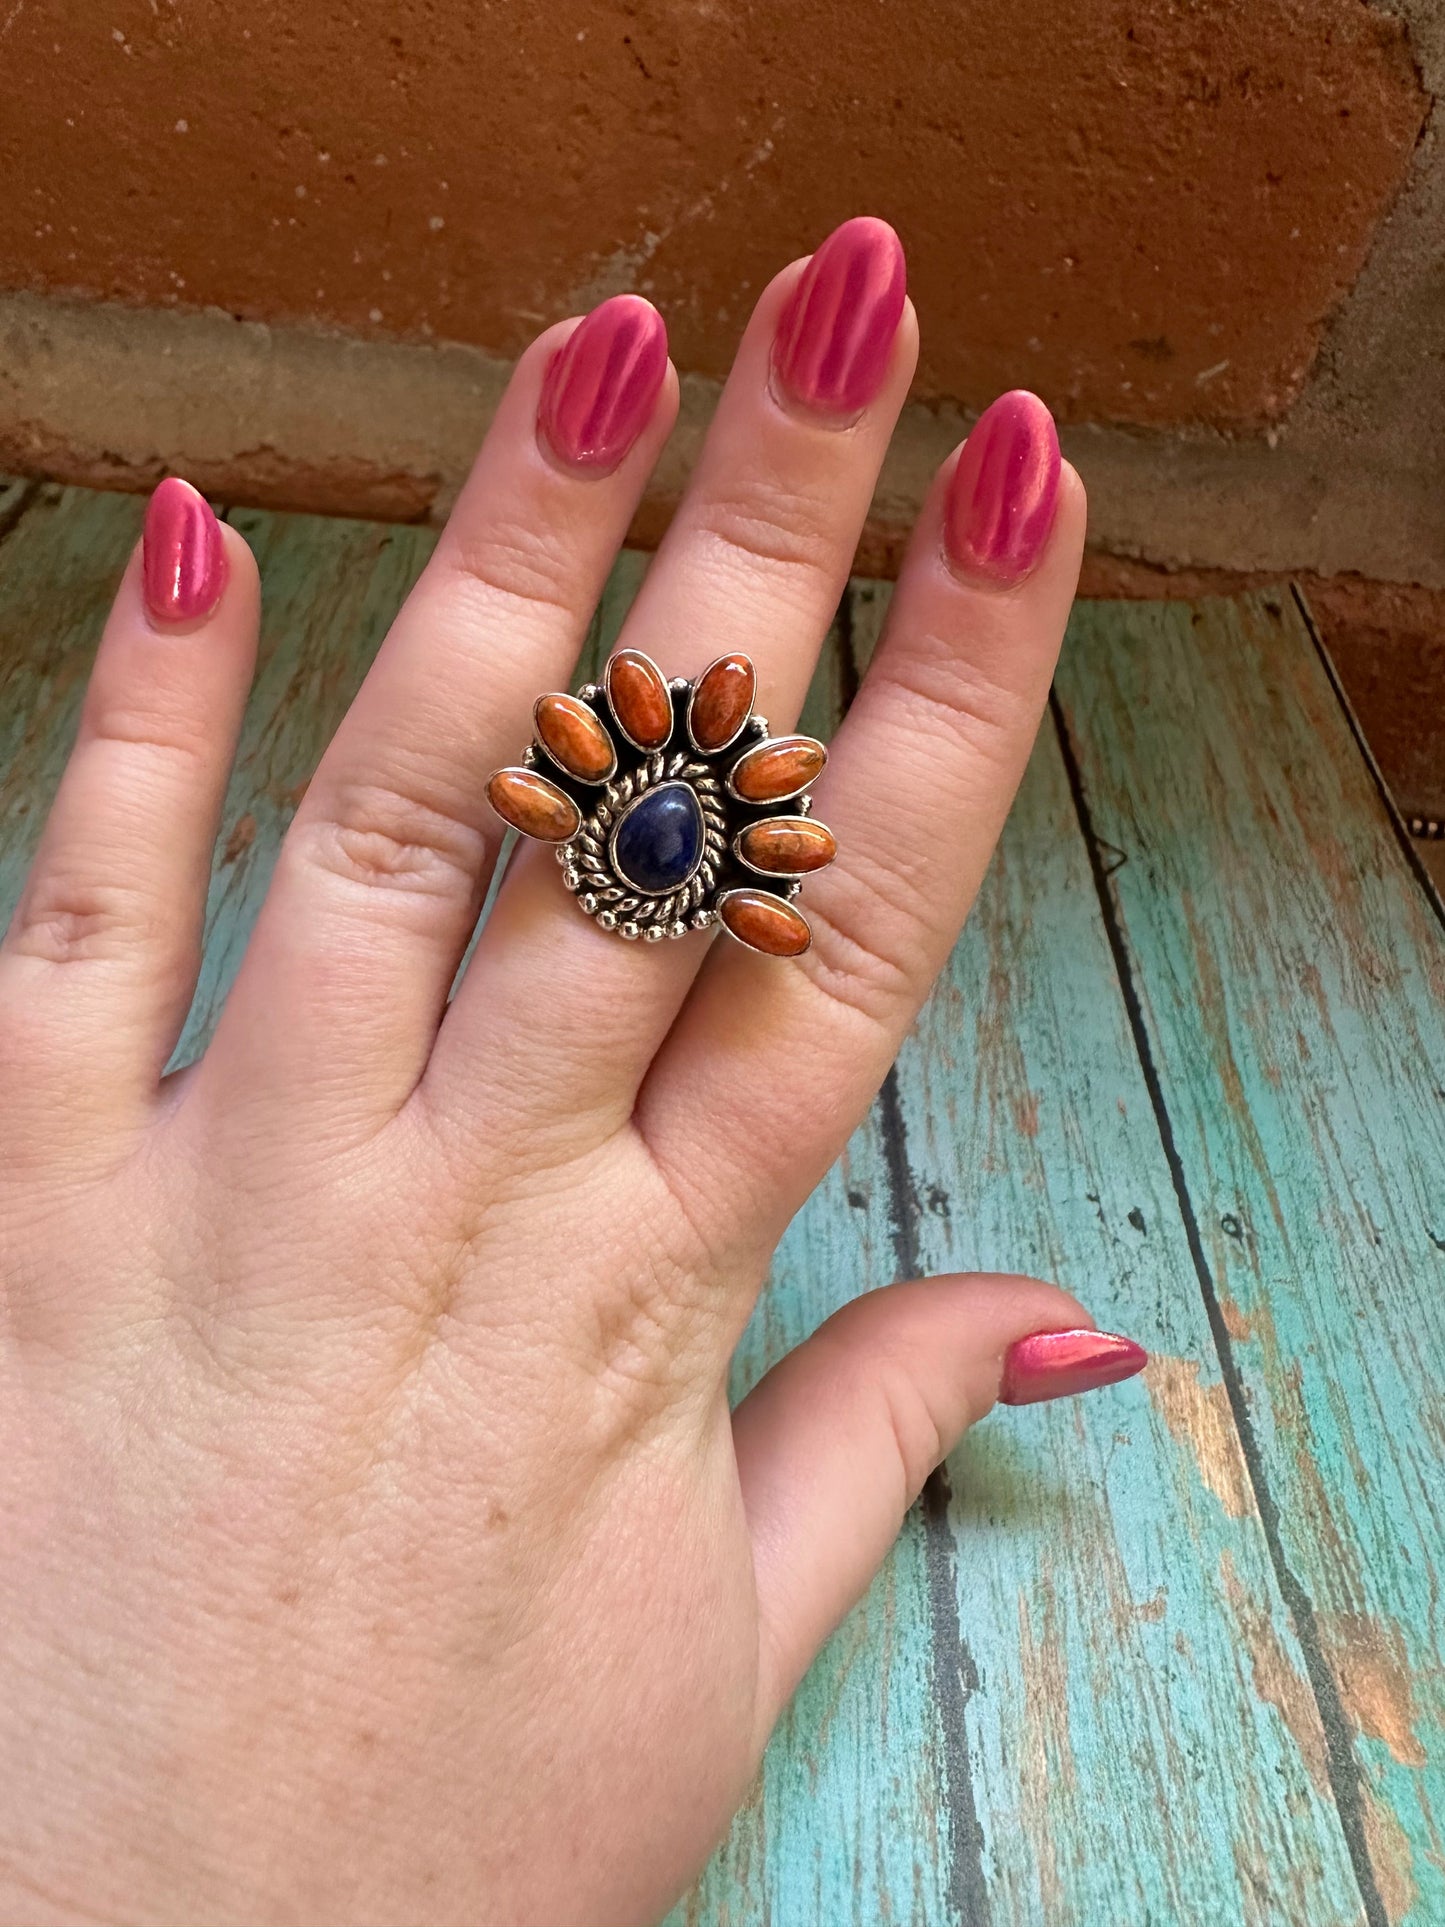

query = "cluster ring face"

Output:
[[484, 651, 835, 958]]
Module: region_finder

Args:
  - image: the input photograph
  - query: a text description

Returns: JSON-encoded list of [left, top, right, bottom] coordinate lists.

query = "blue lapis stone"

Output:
[[612, 782, 704, 894]]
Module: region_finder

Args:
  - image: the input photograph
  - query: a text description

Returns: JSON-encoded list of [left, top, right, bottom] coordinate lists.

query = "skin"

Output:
[[0, 246, 1090, 1925]]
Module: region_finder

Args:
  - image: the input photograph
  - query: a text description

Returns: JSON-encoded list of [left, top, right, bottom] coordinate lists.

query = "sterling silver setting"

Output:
[[484, 651, 835, 957]]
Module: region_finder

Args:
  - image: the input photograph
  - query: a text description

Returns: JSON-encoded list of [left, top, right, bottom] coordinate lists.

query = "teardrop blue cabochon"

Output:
[[611, 783, 705, 895]]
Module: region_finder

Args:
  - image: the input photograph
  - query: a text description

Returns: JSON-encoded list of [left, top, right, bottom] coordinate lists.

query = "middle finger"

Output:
[[426, 218, 916, 1152]]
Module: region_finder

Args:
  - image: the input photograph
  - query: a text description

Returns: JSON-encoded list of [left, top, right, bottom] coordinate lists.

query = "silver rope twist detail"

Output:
[[560, 753, 727, 937]]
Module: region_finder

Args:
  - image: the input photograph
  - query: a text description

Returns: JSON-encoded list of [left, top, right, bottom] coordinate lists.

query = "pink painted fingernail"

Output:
[[142, 477, 227, 624], [538, 294, 669, 474], [944, 390, 1061, 586], [999, 1328, 1148, 1406], [772, 216, 907, 419]]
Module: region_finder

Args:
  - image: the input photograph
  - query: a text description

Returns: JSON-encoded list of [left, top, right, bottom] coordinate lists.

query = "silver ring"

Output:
[[485, 652, 835, 957]]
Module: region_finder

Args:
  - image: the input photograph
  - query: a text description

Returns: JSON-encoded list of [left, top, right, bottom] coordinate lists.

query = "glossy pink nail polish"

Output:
[[538, 294, 669, 473], [999, 1328, 1147, 1406], [142, 477, 227, 624], [772, 216, 907, 418], [944, 390, 1061, 586]]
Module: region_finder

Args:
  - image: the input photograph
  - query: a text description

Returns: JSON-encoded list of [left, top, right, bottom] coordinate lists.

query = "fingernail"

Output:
[[999, 1328, 1147, 1406], [538, 294, 669, 473], [142, 477, 227, 624], [772, 215, 907, 419], [944, 390, 1061, 586]]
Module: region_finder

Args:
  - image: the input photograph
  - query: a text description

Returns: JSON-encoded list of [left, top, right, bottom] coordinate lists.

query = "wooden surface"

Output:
[[1, 482, 1442, 1924]]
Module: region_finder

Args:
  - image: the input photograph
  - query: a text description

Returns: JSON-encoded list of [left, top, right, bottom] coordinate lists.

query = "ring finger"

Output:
[[641, 392, 1087, 1252]]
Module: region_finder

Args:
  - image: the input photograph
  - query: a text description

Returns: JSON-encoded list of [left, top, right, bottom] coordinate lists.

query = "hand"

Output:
[[0, 218, 1140, 1926]]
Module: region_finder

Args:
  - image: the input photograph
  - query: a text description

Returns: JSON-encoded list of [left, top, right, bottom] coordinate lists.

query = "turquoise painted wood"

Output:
[[1055, 593, 1445, 1924], [1, 485, 1441, 1925], [892, 664, 1363, 1923]]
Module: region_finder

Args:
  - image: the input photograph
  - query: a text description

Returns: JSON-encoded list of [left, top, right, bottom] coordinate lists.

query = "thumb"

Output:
[[731, 1273, 1147, 1727]]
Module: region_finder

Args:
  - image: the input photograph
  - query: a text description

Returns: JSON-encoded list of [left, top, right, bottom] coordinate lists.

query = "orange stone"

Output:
[[533, 692, 616, 783], [736, 816, 836, 876], [718, 889, 812, 957], [688, 653, 755, 752], [485, 767, 580, 842], [605, 649, 673, 749], [729, 735, 826, 803]]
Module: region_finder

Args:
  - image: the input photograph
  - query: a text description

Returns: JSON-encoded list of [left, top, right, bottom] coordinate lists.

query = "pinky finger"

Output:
[[0, 480, 259, 1148]]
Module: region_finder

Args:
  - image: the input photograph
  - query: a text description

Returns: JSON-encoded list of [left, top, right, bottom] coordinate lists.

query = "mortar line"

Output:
[[1048, 684, 1387, 1927]]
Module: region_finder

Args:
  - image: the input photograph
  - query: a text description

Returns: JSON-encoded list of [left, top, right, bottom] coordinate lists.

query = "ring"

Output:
[[485, 652, 834, 956]]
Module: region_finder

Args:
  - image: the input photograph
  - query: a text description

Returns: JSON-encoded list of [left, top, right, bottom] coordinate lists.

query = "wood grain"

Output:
[[1055, 590, 1445, 1924]]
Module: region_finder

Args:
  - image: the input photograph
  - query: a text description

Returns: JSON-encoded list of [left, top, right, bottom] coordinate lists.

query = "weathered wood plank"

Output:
[[681, 586, 1365, 1925], [1054, 590, 1445, 1923], [893, 732, 1363, 1926]]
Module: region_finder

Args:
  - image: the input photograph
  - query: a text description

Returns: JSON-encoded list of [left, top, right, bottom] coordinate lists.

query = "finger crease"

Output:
[[7, 875, 171, 966], [690, 492, 838, 586], [443, 529, 587, 626], [791, 889, 919, 1033], [297, 784, 492, 902], [869, 649, 1033, 754]]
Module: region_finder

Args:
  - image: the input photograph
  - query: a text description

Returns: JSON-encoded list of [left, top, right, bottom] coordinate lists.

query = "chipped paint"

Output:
[[1219, 1295, 1253, 1342], [1146, 1356, 1255, 1519], [1362, 1785, 1420, 1919], [1321, 1611, 1429, 1769]]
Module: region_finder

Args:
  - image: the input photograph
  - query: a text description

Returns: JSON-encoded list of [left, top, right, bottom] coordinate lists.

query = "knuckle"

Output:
[[692, 473, 839, 588], [794, 868, 926, 1033], [6, 873, 168, 966], [873, 644, 1036, 766], [295, 780, 490, 902], [811, 1310, 947, 1505], [87, 697, 215, 779], [443, 516, 585, 625], [877, 1363, 948, 1505]]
